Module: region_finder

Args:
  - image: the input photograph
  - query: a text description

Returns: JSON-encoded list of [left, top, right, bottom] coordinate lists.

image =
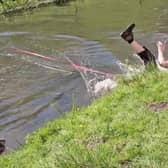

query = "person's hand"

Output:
[[157, 41, 166, 53]]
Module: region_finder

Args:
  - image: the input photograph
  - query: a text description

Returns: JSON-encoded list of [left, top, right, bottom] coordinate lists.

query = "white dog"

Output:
[[94, 78, 117, 97]]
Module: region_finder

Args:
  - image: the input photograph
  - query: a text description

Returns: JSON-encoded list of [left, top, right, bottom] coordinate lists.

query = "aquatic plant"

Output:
[[0, 0, 74, 14]]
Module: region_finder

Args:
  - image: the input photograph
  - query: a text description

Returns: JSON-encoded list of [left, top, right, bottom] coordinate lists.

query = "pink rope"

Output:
[[9, 47, 114, 77]]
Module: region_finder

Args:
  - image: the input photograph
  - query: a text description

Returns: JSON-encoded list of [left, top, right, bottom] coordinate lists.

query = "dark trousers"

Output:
[[138, 47, 157, 69]]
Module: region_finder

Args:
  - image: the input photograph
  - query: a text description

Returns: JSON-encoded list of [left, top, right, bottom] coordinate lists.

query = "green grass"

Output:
[[1, 71, 168, 168], [0, 0, 73, 14]]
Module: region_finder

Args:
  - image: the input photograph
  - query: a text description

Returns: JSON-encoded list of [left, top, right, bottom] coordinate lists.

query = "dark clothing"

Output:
[[0, 140, 5, 155], [0, 143, 5, 155], [138, 47, 157, 70]]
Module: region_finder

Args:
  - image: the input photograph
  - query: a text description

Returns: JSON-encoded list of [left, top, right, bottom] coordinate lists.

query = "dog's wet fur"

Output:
[[94, 78, 117, 97]]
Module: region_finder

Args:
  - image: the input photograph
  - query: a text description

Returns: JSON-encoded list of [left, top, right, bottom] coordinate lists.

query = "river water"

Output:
[[0, 0, 167, 150]]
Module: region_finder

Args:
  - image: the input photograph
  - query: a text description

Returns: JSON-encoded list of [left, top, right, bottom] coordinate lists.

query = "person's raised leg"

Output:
[[120, 23, 145, 53], [120, 24, 157, 68]]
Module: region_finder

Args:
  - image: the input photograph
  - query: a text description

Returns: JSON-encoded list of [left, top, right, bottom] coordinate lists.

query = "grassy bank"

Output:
[[0, 0, 73, 14], [0, 71, 168, 167]]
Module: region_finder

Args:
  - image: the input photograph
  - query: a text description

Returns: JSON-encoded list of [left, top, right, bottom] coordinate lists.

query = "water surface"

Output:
[[0, 0, 167, 150]]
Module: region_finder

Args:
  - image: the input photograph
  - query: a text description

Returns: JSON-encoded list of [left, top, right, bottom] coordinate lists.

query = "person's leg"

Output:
[[120, 24, 144, 52], [130, 40, 145, 53], [120, 24, 157, 68]]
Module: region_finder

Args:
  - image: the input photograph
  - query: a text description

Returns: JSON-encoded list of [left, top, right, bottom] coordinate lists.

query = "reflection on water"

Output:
[[0, 0, 167, 150]]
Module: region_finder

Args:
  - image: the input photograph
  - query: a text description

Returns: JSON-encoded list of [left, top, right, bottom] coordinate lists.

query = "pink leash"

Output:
[[9, 47, 114, 78]]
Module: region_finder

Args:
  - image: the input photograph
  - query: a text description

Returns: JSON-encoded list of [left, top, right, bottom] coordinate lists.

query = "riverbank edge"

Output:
[[0, 71, 168, 167], [0, 0, 74, 15]]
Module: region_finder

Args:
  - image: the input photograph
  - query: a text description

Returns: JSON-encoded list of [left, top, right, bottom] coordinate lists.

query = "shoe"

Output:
[[120, 23, 135, 43], [0, 139, 5, 155]]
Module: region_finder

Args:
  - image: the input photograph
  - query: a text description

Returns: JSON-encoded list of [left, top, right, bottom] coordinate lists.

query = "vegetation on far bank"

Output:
[[0, 71, 168, 167], [0, 0, 73, 14]]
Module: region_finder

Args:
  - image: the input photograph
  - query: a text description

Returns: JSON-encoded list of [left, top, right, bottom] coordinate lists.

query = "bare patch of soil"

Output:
[[148, 102, 168, 112]]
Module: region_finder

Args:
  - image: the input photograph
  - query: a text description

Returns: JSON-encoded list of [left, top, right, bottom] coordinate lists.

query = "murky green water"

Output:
[[0, 0, 167, 150]]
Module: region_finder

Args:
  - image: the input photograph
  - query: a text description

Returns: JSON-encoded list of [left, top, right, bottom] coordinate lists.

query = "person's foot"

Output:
[[120, 23, 135, 43]]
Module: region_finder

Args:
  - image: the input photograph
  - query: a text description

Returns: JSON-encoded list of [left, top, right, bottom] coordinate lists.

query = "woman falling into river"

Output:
[[94, 23, 168, 97]]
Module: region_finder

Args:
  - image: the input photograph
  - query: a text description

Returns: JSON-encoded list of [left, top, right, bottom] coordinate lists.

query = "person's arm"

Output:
[[157, 41, 166, 63], [157, 41, 168, 68]]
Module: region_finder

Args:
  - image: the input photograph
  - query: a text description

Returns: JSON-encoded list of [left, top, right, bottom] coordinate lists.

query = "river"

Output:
[[0, 0, 167, 150]]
